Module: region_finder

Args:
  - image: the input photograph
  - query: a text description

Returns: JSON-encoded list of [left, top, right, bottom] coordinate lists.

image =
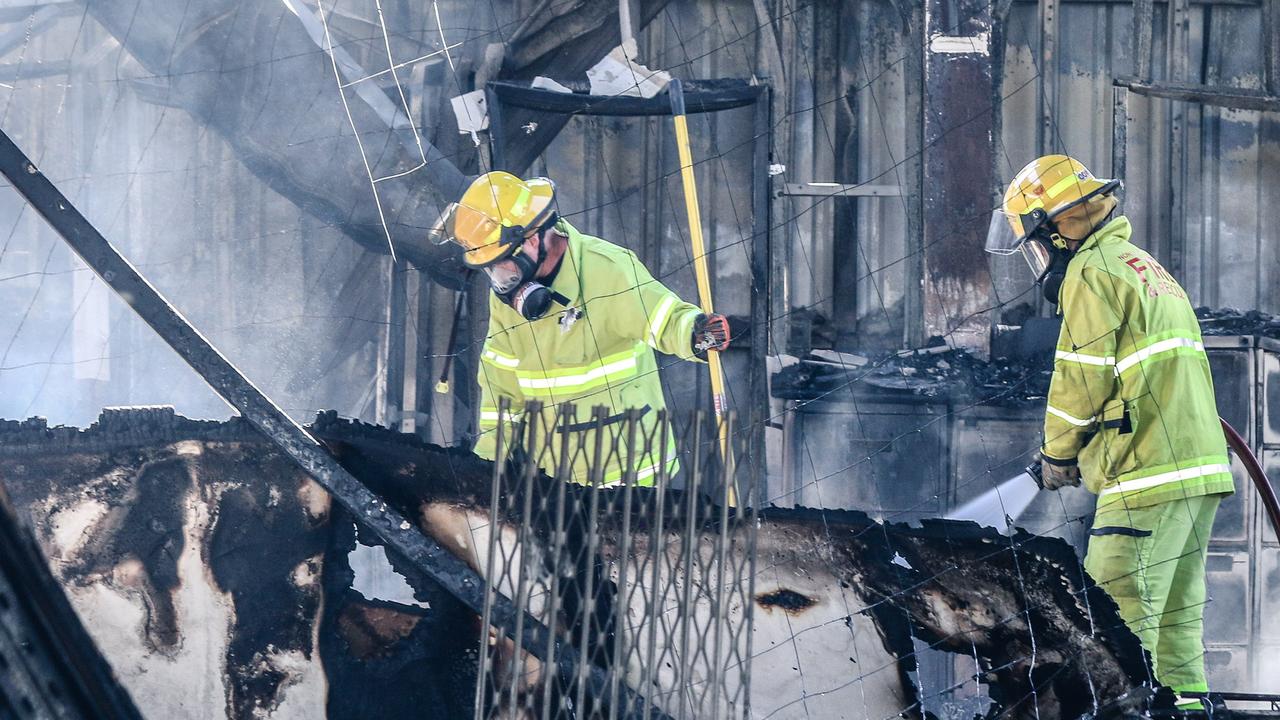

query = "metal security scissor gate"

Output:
[[475, 403, 758, 720]]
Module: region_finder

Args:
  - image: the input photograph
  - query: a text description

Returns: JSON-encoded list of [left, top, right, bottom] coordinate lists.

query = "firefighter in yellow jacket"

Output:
[[987, 155, 1233, 708], [435, 171, 730, 486]]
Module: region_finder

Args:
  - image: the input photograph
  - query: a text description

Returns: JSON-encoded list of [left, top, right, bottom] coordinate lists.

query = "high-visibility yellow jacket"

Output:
[[1043, 216, 1234, 509], [474, 220, 703, 486]]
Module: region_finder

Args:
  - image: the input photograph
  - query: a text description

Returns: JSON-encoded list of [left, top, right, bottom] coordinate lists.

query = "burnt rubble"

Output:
[[772, 343, 1053, 406], [776, 307, 1280, 406], [0, 409, 1161, 719], [1195, 306, 1280, 338]]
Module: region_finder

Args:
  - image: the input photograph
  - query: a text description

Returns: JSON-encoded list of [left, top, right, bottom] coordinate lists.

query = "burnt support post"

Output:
[[1112, 86, 1129, 214], [1268, 0, 1280, 95], [920, 0, 998, 352], [749, 86, 772, 508], [1166, 0, 1193, 277], [0, 127, 669, 720]]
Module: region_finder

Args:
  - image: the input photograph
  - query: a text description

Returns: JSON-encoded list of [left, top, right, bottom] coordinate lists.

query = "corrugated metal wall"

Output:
[[999, 0, 1280, 319]]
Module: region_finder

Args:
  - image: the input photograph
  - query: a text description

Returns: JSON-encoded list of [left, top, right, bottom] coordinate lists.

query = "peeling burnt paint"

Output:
[[755, 588, 818, 615], [57, 454, 191, 653], [204, 446, 331, 718]]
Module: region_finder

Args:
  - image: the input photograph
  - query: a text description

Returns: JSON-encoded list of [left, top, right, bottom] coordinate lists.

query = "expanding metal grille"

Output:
[[474, 400, 758, 720]]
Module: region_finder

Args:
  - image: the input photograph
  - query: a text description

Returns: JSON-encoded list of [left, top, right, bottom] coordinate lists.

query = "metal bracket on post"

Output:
[[0, 128, 669, 720]]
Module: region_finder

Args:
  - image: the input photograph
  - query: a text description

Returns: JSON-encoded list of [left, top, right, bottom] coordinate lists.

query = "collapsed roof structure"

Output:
[[1, 409, 1154, 719]]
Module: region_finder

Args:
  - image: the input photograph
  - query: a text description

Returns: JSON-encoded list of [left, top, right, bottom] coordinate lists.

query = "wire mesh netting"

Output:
[[0, 0, 1277, 719], [474, 401, 756, 720]]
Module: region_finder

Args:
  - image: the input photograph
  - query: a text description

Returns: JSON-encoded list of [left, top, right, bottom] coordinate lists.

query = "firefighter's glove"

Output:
[[692, 313, 730, 359], [1038, 453, 1081, 491]]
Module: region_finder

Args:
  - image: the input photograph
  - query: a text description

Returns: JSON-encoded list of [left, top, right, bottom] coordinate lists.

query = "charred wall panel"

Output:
[[790, 398, 948, 520], [921, 0, 997, 352], [0, 412, 478, 720], [848, 0, 913, 349]]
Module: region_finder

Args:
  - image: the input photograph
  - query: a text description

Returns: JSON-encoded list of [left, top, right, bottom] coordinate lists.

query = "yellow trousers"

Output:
[[1084, 493, 1224, 694]]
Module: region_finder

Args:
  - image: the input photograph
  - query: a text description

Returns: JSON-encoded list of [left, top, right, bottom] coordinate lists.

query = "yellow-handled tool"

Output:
[[668, 78, 737, 507]]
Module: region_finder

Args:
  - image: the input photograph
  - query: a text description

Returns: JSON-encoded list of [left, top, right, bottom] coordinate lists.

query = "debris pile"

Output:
[[772, 343, 1052, 406], [776, 307, 1280, 406], [1195, 306, 1280, 339]]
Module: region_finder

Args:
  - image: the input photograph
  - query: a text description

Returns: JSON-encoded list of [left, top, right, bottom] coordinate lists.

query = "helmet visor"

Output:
[[429, 202, 460, 245], [1018, 239, 1052, 278], [483, 258, 524, 294], [984, 210, 1024, 255], [986, 209, 1053, 279]]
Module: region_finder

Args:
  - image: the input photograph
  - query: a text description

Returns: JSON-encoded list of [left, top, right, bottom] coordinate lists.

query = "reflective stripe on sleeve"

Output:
[[478, 408, 515, 426], [1046, 405, 1095, 427], [647, 296, 678, 348], [482, 347, 520, 369], [1098, 462, 1232, 497], [1055, 349, 1115, 367], [1114, 336, 1204, 375]]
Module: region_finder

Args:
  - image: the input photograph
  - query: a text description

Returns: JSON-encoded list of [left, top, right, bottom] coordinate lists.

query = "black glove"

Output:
[[692, 313, 730, 359], [1037, 453, 1081, 491]]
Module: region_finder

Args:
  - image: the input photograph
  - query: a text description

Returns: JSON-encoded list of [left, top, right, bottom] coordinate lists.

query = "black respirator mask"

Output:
[[1025, 233, 1074, 305], [484, 221, 569, 321], [1017, 208, 1078, 305]]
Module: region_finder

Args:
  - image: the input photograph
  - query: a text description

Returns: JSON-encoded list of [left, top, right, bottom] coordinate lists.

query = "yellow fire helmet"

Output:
[[986, 154, 1120, 276], [432, 171, 557, 268]]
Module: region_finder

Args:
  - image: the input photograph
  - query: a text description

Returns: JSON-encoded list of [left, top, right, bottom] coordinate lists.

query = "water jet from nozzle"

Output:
[[947, 462, 1043, 533]]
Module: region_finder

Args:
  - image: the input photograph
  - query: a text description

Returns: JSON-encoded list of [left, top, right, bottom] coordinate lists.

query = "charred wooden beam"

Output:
[[1268, 0, 1280, 94], [1133, 0, 1156, 80]]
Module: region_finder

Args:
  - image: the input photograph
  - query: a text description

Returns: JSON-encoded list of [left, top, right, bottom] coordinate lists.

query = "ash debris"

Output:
[[772, 340, 1053, 406], [776, 306, 1280, 406], [1195, 306, 1280, 338]]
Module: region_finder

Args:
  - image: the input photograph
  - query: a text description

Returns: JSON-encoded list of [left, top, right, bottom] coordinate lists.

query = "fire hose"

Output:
[[953, 419, 1279, 541], [1220, 417, 1280, 541]]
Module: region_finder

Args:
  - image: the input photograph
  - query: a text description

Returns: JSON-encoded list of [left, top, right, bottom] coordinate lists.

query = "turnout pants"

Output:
[[1083, 493, 1224, 695]]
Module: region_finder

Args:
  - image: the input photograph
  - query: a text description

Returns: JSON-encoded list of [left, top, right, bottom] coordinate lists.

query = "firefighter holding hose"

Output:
[[986, 155, 1234, 709], [434, 171, 730, 486]]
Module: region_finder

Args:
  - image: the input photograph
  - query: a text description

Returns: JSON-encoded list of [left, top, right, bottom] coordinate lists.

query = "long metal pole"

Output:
[[668, 78, 737, 507], [0, 127, 668, 720]]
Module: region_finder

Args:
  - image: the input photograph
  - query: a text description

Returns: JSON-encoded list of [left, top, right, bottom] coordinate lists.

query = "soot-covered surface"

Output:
[[1, 409, 1154, 719], [0, 409, 477, 720], [1195, 306, 1280, 338], [314, 414, 1155, 719], [772, 344, 1054, 406]]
